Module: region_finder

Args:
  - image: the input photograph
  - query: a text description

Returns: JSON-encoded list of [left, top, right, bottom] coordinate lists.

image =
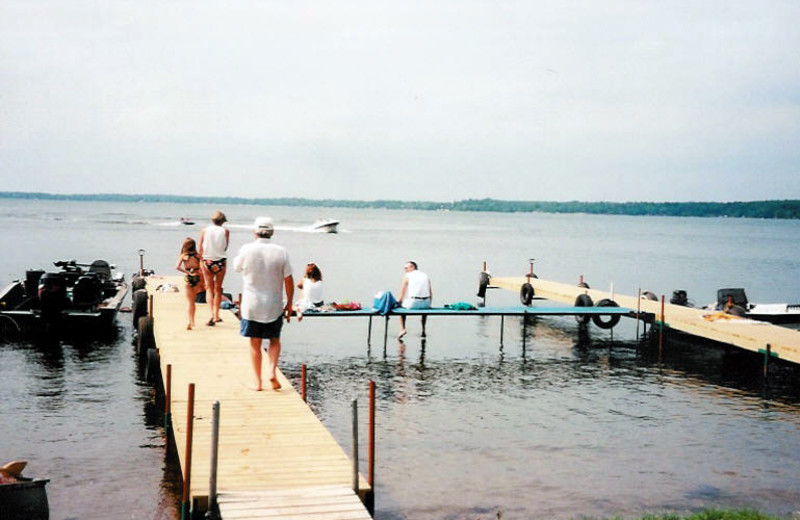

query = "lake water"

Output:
[[1, 199, 800, 520]]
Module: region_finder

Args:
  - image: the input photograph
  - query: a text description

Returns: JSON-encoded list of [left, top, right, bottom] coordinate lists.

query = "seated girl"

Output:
[[294, 263, 324, 321]]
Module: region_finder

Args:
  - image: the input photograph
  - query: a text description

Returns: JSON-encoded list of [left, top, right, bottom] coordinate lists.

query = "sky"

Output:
[[1, 1, 799, 203]]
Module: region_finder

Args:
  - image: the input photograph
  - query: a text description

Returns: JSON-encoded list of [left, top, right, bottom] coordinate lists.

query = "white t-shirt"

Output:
[[402, 270, 431, 308], [297, 278, 324, 310], [233, 238, 293, 323], [202, 224, 228, 261]]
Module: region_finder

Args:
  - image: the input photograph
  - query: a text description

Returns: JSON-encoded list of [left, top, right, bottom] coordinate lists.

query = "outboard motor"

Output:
[[670, 290, 690, 307], [72, 275, 102, 310], [88, 260, 112, 282], [39, 272, 69, 324], [25, 270, 45, 298]]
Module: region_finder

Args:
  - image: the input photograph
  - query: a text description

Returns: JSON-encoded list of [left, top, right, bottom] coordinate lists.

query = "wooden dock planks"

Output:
[[218, 485, 372, 519], [145, 276, 370, 518], [490, 276, 800, 365]]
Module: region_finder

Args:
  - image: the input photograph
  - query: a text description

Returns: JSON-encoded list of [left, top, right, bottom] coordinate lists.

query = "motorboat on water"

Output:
[[0, 461, 49, 520], [180, 217, 195, 225], [310, 218, 339, 233], [0, 259, 128, 336], [701, 288, 800, 324]]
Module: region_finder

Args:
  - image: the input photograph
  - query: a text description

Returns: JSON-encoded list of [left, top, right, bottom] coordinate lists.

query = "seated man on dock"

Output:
[[397, 261, 432, 339], [233, 217, 294, 391]]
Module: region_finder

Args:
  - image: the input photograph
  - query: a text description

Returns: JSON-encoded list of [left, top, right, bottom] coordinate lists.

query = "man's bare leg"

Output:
[[267, 337, 282, 390], [249, 337, 263, 391]]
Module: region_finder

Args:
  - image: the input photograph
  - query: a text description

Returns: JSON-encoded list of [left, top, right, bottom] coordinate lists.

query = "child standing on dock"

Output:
[[175, 237, 204, 330]]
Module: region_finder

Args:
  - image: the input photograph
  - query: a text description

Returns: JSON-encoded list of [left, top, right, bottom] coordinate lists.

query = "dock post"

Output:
[[138, 248, 145, 276], [383, 316, 389, 352], [351, 399, 359, 494], [522, 311, 527, 352], [164, 364, 172, 434], [367, 380, 376, 514], [207, 401, 221, 520], [636, 289, 641, 342], [301, 364, 307, 402], [181, 383, 195, 520], [149, 294, 154, 319], [500, 315, 505, 347], [763, 343, 771, 379], [659, 295, 665, 359], [367, 315, 372, 346]]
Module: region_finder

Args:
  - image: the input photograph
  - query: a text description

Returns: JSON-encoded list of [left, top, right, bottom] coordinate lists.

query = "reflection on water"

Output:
[[3, 200, 800, 519], [0, 323, 181, 520], [284, 316, 800, 520]]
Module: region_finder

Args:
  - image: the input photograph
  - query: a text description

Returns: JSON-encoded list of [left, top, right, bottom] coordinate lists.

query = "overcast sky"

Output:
[[1, 1, 798, 202]]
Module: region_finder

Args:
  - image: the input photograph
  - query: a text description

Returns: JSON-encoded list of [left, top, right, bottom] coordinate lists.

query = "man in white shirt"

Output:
[[233, 217, 294, 391], [397, 260, 432, 339]]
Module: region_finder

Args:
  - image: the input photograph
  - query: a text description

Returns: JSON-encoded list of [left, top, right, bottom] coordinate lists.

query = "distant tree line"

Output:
[[2, 191, 799, 219]]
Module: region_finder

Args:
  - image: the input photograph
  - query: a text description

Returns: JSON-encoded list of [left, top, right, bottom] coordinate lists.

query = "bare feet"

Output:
[[297, 312, 303, 322], [398, 329, 407, 339], [250, 380, 263, 391], [270, 378, 282, 390], [186, 323, 192, 330]]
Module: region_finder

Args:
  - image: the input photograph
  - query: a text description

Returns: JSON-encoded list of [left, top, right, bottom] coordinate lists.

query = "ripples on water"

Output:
[[2, 200, 800, 519]]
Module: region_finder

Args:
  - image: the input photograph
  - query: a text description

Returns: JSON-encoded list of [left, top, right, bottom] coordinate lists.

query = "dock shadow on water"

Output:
[[284, 316, 800, 520], [1, 322, 181, 520]]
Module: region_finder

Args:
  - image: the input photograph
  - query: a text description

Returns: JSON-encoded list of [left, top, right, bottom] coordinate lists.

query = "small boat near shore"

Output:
[[0, 461, 49, 520], [179, 217, 195, 225], [310, 218, 339, 233], [0, 259, 128, 336], [702, 288, 800, 324]]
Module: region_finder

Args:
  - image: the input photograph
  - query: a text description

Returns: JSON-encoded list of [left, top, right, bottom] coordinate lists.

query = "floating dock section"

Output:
[[490, 275, 800, 366], [141, 276, 372, 519]]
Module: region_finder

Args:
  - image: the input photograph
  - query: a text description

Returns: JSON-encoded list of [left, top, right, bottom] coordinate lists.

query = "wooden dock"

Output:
[[142, 276, 372, 519], [490, 275, 800, 365]]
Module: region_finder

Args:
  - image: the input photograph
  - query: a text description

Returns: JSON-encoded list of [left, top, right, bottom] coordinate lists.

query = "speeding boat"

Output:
[[0, 259, 128, 336], [703, 288, 800, 324], [0, 461, 49, 520], [310, 218, 339, 233], [180, 217, 195, 225]]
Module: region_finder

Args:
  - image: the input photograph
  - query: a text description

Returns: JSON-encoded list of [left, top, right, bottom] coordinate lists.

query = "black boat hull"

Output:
[[0, 478, 49, 520]]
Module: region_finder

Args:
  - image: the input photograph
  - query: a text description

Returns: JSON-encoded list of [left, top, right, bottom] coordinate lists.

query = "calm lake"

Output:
[[1, 198, 800, 520]]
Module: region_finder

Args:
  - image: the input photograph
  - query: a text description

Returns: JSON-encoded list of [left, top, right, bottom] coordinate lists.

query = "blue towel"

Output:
[[373, 291, 399, 315]]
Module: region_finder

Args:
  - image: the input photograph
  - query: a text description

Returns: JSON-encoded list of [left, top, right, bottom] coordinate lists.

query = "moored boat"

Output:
[[0, 461, 49, 520], [0, 259, 128, 336], [703, 287, 800, 324]]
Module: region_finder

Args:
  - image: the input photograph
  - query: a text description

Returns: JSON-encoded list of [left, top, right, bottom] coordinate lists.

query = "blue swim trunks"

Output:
[[240, 317, 283, 339]]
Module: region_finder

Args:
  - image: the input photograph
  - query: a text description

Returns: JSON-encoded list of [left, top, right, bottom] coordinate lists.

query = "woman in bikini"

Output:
[[175, 237, 204, 329], [198, 210, 230, 326]]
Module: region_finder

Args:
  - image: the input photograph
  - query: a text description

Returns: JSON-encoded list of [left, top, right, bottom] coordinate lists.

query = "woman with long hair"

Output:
[[175, 237, 204, 329]]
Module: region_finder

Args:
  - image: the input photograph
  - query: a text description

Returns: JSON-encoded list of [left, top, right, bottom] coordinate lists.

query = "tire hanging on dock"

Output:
[[132, 289, 148, 326], [642, 291, 658, 301], [574, 293, 594, 324], [145, 348, 160, 383], [592, 298, 621, 329], [131, 275, 147, 292], [477, 272, 490, 298], [520, 282, 535, 306], [137, 315, 155, 357]]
